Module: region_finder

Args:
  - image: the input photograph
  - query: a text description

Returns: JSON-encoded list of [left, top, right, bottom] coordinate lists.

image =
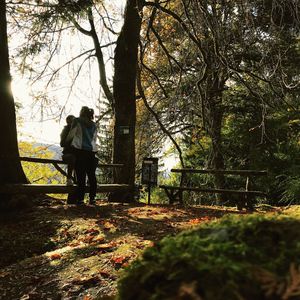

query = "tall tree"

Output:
[[0, 0, 27, 204], [9, 1, 145, 202], [109, 0, 144, 202], [139, 0, 299, 202]]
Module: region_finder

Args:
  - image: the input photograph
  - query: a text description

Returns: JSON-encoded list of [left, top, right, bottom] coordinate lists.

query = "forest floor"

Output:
[[0, 196, 283, 300]]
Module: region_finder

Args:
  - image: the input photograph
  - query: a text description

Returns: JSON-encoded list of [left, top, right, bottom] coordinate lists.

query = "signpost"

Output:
[[141, 157, 158, 204]]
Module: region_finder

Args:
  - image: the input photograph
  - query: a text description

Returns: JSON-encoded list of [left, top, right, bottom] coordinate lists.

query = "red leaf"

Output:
[[189, 216, 212, 225], [111, 256, 127, 265], [49, 253, 62, 260]]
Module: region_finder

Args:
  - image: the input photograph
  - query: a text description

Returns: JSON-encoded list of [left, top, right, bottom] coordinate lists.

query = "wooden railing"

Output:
[[0, 157, 131, 197]]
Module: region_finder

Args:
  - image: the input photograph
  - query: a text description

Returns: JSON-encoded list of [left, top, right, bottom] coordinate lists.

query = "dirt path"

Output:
[[0, 197, 272, 300]]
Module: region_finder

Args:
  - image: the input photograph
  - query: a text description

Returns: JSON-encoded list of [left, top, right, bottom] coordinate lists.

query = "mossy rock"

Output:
[[117, 214, 300, 300]]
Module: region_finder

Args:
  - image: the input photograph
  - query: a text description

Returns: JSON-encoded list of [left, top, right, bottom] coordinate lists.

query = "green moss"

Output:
[[117, 214, 300, 300]]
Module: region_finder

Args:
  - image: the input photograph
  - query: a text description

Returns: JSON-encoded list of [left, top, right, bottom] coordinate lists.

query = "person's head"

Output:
[[66, 115, 75, 125], [89, 108, 94, 120], [80, 106, 94, 121]]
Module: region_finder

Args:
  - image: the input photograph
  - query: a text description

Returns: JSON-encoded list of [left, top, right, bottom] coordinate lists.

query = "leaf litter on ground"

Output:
[[0, 197, 283, 299]]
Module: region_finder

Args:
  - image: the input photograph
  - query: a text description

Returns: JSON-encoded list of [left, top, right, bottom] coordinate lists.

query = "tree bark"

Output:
[[109, 0, 143, 202], [0, 1, 28, 204], [206, 71, 227, 204], [210, 102, 226, 204]]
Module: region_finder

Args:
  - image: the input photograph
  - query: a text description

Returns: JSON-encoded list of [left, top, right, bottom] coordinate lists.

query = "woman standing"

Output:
[[70, 106, 98, 205]]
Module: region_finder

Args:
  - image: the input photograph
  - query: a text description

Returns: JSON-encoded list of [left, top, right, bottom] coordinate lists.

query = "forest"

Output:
[[0, 0, 299, 299]]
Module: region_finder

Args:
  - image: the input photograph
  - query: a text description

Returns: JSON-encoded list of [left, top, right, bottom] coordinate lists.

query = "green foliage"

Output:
[[138, 0, 300, 206], [19, 141, 63, 184], [179, 80, 300, 205], [117, 214, 300, 300], [56, 0, 93, 15], [221, 86, 300, 204], [138, 186, 169, 205], [280, 176, 300, 205]]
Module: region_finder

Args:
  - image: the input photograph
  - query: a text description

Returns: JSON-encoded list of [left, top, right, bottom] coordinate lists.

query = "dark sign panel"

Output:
[[141, 157, 158, 186]]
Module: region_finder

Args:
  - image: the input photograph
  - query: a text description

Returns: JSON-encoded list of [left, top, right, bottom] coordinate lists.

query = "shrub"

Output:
[[117, 214, 300, 300]]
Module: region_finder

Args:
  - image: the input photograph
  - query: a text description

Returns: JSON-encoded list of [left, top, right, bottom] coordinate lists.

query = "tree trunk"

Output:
[[210, 102, 226, 204], [206, 72, 227, 204], [109, 0, 143, 202], [0, 1, 28, 205]]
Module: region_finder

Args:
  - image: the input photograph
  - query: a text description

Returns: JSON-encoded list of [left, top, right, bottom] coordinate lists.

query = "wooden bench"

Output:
[[160, 168, 268, 210], [0, 157, 131, 199]]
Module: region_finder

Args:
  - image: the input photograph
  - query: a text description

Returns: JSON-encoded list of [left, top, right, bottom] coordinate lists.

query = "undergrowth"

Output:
[[117, 212, 300, 300]]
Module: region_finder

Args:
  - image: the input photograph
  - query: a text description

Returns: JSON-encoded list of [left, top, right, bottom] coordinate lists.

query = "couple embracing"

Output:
[[60, 106, 98, 205]]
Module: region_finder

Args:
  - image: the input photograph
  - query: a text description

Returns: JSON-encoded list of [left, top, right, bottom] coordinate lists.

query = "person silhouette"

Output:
[[60, 115, 76, 186], [70, 107, 98, 205]]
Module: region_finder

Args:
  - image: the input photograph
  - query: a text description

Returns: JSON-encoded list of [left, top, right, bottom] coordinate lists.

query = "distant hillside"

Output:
[[23, 142, 62, 159], [29, 143, 63, 160], [46, 144, 62, 159]]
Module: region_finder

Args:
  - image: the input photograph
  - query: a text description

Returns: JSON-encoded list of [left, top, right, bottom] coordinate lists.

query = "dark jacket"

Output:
[[60, 125, 73, 154]]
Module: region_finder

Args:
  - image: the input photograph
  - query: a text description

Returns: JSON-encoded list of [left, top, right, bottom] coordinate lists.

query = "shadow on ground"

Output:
[[0, 196, 279, 299]]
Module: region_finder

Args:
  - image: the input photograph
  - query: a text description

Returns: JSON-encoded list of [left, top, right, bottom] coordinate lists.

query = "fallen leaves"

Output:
[[1, 202, 244, 300], [103, 221, 117, 232], [254, 263, 300, 299], [253, 267, 283, 298], [283, 263, 300, 300], [49, 253, 62, 260], [98, 269, 113, 278], [84, 228, 100, 235], [111, 256, 128, 266], [96, 242, 117, 253], [188, 216, 213, 225], [0, 270, 9, 278], [71, 275, 101, 286]]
